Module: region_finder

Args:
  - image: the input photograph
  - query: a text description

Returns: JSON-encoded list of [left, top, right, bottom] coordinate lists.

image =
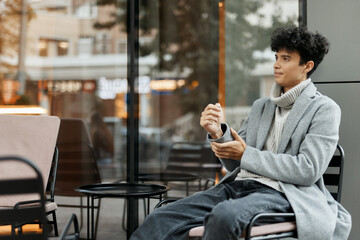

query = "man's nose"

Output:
[[273, 61, 280, 69]]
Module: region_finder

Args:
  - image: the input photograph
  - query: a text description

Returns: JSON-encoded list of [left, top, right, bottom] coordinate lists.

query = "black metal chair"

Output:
[[165, 142, 220, 178], [0, 156, 48, 240], [243, 144, 345, 240], [55, 118, 102, 237], [0, 155, 80, 240], [140, 142, 221, 196], [158, 144, 345, 239], [14, 148, 60, 237]]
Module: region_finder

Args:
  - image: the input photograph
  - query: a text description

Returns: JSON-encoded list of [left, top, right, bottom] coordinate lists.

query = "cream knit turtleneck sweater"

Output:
[[235, 79, 312, 192]]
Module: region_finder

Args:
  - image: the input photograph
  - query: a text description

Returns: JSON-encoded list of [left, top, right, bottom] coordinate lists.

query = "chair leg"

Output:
[[143, 198, 147, 217], [122, 199, 127, 231], [80, 196, 84, 231], [12, 224, 16, 237], [94, 198, 101, 240], [51, 211, 59, 236]]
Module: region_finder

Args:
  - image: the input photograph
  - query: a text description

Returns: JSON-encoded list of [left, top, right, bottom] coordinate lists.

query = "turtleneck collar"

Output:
[[270, 78, 312, 109]]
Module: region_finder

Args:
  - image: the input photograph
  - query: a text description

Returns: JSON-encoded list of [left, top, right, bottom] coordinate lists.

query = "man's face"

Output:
[[273, 49, 312, 92]]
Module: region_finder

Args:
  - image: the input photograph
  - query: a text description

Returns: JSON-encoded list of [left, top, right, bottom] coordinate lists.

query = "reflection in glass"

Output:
[[225, 0, 298, 130], [0, 0, 129, 181], [134, 1, 299, 183], [0, 0, 299, 190], [137, 1, 220, 181]]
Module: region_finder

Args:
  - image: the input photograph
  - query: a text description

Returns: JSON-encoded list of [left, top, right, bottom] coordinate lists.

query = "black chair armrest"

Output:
[[246, 212, 296, 240], [14, 199, 43, 209], [14, 197, 53, 210], [204, 178, 216, 189], [154, 198, 178, 209]]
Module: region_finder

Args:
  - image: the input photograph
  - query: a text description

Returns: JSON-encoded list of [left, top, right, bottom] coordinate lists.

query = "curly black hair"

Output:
[[271, 26, 330, 77]]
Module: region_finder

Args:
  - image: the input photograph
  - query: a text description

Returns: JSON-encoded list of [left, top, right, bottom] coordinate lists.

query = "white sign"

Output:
[[97, 76, 150, 99]]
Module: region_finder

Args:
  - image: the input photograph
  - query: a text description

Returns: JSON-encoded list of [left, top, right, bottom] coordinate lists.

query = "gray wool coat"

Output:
[[211, 82, 352, 239]]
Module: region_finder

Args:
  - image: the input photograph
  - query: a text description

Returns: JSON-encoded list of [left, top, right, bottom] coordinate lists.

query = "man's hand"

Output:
[[211, 128, 247, 160], [200, 103, 224, 139]]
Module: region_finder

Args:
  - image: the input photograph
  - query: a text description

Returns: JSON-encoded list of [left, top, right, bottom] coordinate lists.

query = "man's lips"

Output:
[[274, 72, 283, 77]]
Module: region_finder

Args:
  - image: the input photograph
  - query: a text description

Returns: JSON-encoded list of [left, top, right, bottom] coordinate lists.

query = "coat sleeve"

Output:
[[207, 117, 248, 172], [240, 98, 341, 186]]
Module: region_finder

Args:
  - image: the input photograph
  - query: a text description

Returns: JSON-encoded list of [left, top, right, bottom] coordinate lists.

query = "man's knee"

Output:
[[205, 200, 242, 230], [203, 201, 244, 239]]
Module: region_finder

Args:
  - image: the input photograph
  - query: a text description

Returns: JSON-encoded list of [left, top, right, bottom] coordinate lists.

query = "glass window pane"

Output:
[[224, 0, 299, 130], [135, 0, 299, 198], [138, 0, 220, 196], [0, 0, 127, 182]]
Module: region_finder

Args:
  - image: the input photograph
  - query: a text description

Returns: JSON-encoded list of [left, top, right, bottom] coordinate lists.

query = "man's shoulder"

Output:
[[314, 91, 341, 110], [303, 91, 342, 119]]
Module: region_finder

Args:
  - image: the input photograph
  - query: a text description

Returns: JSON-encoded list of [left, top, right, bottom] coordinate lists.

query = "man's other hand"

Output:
[[211, 128, 247, 160]]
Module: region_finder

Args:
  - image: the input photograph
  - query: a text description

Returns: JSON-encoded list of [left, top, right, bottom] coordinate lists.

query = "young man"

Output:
[[131, 27, 352, 240]]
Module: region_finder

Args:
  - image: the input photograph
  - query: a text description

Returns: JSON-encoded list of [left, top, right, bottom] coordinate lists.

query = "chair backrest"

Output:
[[323, 144, 345, 202], [165, 142, 221, 179], [55, 118, 101, 197], [0, 156, 47, 240], [0, 115, 60, 207]]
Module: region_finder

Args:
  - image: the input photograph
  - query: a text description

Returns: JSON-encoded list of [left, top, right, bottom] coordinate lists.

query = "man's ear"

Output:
[[305, 61, 314, 73]]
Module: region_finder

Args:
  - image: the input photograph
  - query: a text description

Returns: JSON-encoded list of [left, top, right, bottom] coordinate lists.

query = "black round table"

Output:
[[76, 182, 170, 240], [138, 172, 200, 196]]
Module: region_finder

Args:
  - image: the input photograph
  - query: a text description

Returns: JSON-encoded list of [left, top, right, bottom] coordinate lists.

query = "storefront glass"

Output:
[[0, 0, 299, 192], [224, 0, 299, 130], [137, 0, 220, 179]]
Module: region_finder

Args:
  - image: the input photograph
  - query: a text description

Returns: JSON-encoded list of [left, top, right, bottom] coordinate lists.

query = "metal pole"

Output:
[[17, 0, 28, 95], [126, 0, 139, 238], [218, 0, 225, 107], [299, 0, 307, 27]]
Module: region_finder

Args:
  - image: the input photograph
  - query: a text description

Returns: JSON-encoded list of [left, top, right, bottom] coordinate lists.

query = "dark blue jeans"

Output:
[[130, 180, 292, 240]]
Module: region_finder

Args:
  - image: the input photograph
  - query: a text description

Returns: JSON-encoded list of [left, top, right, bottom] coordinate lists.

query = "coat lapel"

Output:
[[277, 83, 317, 153], [256, 100, 276, 150]]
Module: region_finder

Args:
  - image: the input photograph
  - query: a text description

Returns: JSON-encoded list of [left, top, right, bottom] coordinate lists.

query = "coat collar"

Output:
[[256, 100, 276, 149], [256, 82, 317, 152]]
